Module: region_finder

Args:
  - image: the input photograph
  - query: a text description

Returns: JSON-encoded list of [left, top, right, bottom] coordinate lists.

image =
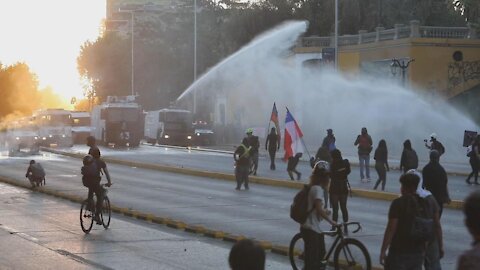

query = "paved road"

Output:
[[0, 182, 290, 269], [0, 151, 470, 269], [64, 145, 479, 201]]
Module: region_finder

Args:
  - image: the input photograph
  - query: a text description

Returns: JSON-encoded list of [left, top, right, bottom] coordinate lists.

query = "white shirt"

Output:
[[301, 185, 324, 233]]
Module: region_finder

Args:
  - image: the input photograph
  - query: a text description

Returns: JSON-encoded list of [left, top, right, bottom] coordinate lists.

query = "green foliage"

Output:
[[77, 0, 469, 112]]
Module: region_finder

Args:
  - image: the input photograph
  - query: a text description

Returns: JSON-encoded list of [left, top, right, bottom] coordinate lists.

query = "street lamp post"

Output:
[[130, 11, 135, 96], [391, 58, 415, 86], [334, 0, 338, 71], [193, 0, 198, 115]]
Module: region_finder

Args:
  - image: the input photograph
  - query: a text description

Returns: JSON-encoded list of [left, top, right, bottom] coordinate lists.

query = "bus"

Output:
[[91, 96, 144, 147], [144, 108, 194, 146]]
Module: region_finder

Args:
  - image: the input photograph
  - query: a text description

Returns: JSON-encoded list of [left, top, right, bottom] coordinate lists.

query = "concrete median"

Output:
[[41, 147, 464, 210]]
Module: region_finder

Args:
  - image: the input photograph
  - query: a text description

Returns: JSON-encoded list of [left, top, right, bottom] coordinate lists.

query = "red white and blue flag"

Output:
[[270, 102, 281, 140], [283, 108, 304, 161]]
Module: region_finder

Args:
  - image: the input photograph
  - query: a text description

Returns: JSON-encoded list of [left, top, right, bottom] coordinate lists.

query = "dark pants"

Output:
[[268, 149, 276, 170], [330, 194, 348, 222], [87, 183, 104, 217], [467, 158, 479, 183], [250, 152, 259, 174], [235, 166, 249, 189], [385, 252, 424, 270], [374, 162, 387, 191], [288, 169, 301, 180], [301, 228, 326, 270]]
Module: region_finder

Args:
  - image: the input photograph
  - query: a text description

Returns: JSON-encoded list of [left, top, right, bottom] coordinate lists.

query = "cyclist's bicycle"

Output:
[[289, 222, 371, 270], [80, 184, 111, 234]]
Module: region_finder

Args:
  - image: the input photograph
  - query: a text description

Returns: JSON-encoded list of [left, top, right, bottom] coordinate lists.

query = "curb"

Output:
[[40, 147, 464, 210]]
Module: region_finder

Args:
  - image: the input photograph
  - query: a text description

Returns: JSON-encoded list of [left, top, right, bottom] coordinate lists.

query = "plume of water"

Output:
[[177, 21, 478, 162]]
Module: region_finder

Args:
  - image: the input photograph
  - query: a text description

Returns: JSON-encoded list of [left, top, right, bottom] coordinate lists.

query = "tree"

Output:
[[451, 0, 480, 29]]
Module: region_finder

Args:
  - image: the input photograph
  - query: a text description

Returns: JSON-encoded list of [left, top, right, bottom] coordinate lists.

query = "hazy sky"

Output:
[[0, 0, 105, 100]]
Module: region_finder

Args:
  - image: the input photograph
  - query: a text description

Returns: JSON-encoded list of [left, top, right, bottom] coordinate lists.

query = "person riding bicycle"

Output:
[[86, 135, 100, 157], [82, 148, 112, 224], [302, 160, 337, 270], [25, 160, 45, 187]]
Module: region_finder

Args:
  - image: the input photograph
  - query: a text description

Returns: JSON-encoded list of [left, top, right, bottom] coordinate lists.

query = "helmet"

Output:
[[313, 160, 330, 176], [430, 133, 437, 139], [246, 128, 253, 134], [83, 155, 94, 166]]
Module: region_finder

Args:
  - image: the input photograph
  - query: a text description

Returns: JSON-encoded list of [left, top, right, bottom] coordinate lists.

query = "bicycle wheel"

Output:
[[101, 196, 111, 229], [80, 200, 94, 234], [289, 233, 305, 270], [333, 238, 371, 270]]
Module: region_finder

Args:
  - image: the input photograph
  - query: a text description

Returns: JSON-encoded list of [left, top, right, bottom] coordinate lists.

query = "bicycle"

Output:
[[80, 184, 111, 234], [289, 222, 371, 270]]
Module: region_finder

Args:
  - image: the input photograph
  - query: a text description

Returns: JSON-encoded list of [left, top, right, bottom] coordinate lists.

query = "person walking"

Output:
[[287, 153, 302, 180], [265, 127, 280, 170], [457, 191, 480, 270], [301, 161, 337, 270], [246, 128, 260, 175], [408, 170, 444, 270], [466, 135, 480, 185], [322, 129, 336, 152], [422, 150, 451, 218], [373, 140, 390, 191], [380, 173, 432, 269], [354, 127, 373, 182], [234, 138, 251, 190], [329, 149, 351, 232], [400, 139, 419, 173]]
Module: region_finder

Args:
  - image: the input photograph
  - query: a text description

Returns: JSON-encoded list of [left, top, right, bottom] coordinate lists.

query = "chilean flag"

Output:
[[270, 103, 281, 140], [283, 108, 304, 161]]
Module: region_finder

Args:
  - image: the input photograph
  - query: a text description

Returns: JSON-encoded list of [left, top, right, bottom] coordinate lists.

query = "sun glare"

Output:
[[0, 0, 105, 101]]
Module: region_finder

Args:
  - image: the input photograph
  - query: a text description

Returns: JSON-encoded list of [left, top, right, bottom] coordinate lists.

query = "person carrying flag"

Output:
[[265, 127, 280, 170]]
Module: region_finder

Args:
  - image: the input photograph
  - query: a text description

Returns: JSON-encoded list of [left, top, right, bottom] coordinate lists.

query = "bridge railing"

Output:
[[299, 20, 478, 47]]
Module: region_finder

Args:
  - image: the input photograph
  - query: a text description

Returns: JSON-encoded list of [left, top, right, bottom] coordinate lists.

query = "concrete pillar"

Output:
[[375, 26, 385, 42], [358, 30, 367, 44], [394, 24, 403, 39], [468, 23, 477, 39], [410, 20, 420, 38]]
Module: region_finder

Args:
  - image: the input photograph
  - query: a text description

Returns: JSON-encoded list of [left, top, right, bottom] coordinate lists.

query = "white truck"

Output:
[[144, 108, 194, 146], [71, 111, 92, 144], [4, 118, 40, 154], [32, 109, 73, 147], [91, 96, 144, 147]]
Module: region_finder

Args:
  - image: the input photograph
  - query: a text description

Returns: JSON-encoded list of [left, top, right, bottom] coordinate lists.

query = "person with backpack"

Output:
[[293, 160, 336, 270], [287, 153, 302, 181], [466, 135, 480, 185], [380, 173, 435, 269], [246, 128, 260, 176], [400, 139, 419, 173], [322, 129, 336, 152], [265, 127, 280, 170], [425, 133, 445, 158], [25, 160, 45, 187], [422, 150, 451, 218], [329, 149, 351, 233], [374, 139, 390, 191], [407, 169, 444, 270], [354, 127, 373, 182], [234, 138, 251, 190], [82, 148, 112, 224]]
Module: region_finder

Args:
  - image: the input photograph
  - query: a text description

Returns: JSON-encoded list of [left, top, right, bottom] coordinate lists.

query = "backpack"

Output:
[[30, 163, 46, 178], [405, 150, 418, 169], [410, 196, 434, 243], [290, 185, 313, 224], [81, 161, 100, 187]]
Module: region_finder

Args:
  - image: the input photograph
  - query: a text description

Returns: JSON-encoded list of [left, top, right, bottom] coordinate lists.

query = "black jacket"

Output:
[[422, 162, 450, 204]]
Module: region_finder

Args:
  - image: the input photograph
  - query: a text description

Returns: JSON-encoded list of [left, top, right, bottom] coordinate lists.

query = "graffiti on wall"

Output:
[[448, 60, 480, 94]]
